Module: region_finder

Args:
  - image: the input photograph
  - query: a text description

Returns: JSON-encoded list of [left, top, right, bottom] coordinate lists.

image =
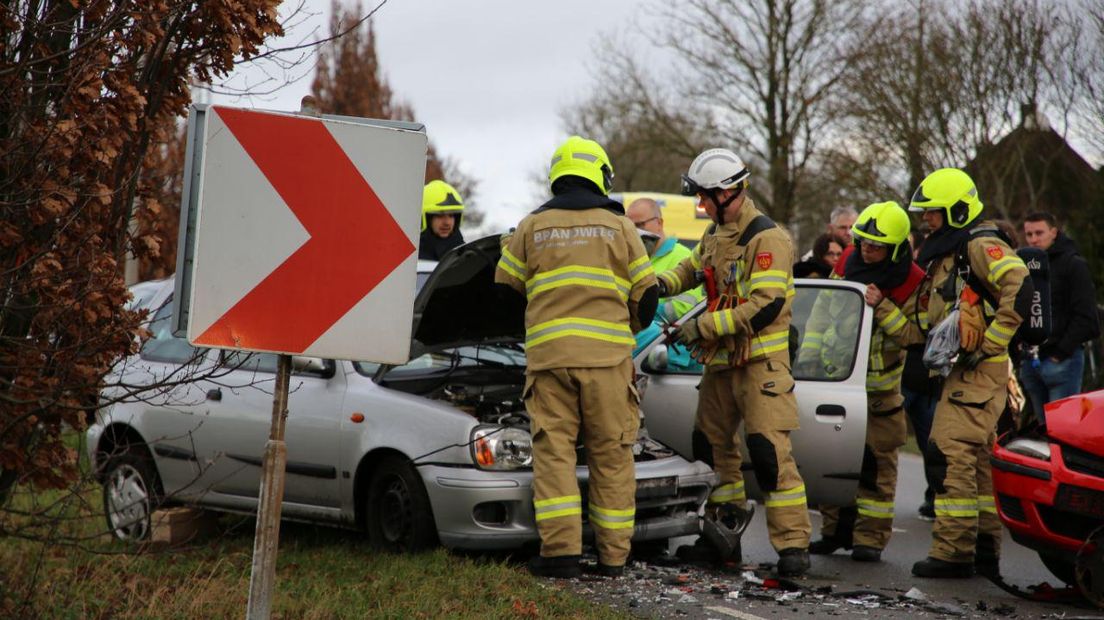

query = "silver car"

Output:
[[636, 278, 874, 507], [88, 236, 714, 551]]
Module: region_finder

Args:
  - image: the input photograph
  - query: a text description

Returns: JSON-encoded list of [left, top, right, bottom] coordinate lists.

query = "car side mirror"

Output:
[[643, 345, 669, 373], [292, 356, 331, 377]]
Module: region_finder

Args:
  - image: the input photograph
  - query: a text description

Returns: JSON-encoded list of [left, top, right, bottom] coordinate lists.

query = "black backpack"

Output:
[[947, 225, 1051, 346]]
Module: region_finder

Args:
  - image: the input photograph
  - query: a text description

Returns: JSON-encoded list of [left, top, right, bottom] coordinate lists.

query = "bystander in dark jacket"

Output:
[[1019, 212, 1101, 417]]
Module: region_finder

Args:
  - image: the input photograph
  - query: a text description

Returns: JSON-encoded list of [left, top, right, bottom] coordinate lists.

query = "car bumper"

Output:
[[992, 439, 1104, 559], [420, 457, 714, 550]]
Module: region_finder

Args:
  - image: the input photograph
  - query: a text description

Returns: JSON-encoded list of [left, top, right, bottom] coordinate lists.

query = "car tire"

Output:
[[102, 447, 163, 543], [1039, 552, 1076, 585], [366, 456, 437, 552]]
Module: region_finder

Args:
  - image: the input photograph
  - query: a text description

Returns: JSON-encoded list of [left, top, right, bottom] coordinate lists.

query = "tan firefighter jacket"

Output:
[[925, 221, 1029, 363], [495, 207, 656, 371], [656, 199, 795, 367]]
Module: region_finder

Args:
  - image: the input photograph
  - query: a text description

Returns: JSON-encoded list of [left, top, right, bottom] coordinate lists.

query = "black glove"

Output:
[[656, 279, 669, 298], [961, 350, 987, 370]]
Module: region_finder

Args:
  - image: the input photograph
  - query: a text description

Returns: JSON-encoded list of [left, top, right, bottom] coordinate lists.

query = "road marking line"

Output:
[[704, 606, 769, 620]]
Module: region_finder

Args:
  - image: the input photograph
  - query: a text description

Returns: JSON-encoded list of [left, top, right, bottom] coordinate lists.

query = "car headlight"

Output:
[[1005, 438, 1051, 461], [471, 426, 533, 470]]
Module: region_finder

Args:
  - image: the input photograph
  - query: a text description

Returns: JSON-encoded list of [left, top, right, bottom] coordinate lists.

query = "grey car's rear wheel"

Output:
[[102, 448, 162, 542], [366, 456, 437, 552]]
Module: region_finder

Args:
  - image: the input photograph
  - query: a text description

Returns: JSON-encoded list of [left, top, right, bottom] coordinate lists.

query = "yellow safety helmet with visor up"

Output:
[[908, 168, 983, 229], [421, 180, 465, 231], [548, 135, 614, 195], [851, 201, 911, 261]]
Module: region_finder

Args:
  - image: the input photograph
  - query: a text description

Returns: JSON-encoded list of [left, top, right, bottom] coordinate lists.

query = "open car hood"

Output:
[[410, 235, 526, 358], [1044, 390, 1104, 456]]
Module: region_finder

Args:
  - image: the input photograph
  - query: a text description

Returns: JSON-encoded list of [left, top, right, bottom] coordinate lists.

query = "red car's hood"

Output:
[[1045, 390, 1104, 455]]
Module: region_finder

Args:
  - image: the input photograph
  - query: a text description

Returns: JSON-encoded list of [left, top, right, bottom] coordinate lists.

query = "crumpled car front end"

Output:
[[992, 390, 1104, 581]]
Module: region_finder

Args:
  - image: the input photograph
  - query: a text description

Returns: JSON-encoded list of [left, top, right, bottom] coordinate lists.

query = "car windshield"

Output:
[[355, 343, 525, 377]]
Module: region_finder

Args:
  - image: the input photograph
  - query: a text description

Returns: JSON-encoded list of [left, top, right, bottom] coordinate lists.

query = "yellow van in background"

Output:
[[611, 192, 710, 247]]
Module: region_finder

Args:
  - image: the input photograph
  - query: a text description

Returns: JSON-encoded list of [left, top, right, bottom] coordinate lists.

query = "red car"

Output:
[[992, 390, 1104, 590]]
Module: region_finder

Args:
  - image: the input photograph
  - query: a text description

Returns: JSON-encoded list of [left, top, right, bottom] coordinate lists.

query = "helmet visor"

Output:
[[680, 174, 703, 197], [853, 216, 886, 240]]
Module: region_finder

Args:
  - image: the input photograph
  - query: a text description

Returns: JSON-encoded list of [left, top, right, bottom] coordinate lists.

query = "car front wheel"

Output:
[[366, 456, 437, 552], [102, 448, 162, 542]]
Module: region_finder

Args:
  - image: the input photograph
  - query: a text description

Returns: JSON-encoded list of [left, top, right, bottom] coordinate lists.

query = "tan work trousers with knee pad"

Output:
[[525, 358, 640, 566], [925, 360, 1006, 563], [696, 357, 811, 551]]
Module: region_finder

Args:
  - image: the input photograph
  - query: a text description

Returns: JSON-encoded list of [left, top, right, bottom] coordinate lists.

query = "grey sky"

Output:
[[211, 0, 656, 232]]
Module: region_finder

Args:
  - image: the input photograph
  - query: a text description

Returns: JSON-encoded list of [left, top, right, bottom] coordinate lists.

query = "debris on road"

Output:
[[564, 554, 1071, 618]]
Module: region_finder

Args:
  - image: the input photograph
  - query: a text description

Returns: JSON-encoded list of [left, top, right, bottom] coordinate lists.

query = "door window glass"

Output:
[[791, 286, 863, 381], [140, 300, 204, 364]]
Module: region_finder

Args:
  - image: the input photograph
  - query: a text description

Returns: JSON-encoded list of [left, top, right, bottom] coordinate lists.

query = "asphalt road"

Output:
[[569, 454, 1101, 619]]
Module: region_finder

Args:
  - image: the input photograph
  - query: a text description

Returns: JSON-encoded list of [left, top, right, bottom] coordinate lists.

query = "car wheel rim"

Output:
[[378, 475, 413, 548], [106, 464, 150, 541]]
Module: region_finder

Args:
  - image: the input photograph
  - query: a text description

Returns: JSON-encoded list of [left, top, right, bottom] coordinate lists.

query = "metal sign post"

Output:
[[246, 353, 292, 619]]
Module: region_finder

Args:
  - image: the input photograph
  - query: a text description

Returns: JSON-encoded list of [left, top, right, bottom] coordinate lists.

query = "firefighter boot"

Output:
[[528, 554, 582, 579], [851, 546, 882, 562], [777, 548, 811, 577], [911, 556, 974, 578], [585, 562, 624, 578], [809, 505, 856, 555]]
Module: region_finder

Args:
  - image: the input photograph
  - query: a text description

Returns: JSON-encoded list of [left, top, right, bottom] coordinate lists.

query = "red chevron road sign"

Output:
[[179, 105, 427, 362]]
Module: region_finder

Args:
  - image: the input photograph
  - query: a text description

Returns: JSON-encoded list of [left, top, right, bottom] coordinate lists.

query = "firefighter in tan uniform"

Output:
[[495, 136, 659, 579], [908, 168, 1030, 578], [659, 148, 811, 577], [801, 202, 927, 562]]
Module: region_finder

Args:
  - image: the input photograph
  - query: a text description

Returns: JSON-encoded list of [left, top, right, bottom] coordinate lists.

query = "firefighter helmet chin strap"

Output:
[[709, 187, 743, 225]]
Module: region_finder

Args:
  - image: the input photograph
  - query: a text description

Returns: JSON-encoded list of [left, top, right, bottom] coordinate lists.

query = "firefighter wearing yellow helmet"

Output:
[[419, 180, 465, 260], [659, 148, 811, 577], [908, 168, 1031, 578], [801, 201, 927, 563], [495, 136, 658, 578]]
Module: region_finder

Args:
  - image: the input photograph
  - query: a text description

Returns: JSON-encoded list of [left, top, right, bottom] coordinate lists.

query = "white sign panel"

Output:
[[176, 105, 427, 363]]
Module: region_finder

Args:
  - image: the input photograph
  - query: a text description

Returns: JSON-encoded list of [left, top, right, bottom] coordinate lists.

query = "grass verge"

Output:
[[0, 438, 624, 619], [1, 507, 625, 619]]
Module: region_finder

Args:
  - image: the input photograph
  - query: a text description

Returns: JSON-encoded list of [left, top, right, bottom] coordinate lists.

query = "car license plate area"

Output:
[[1056, 484, 1104, 519], [636, 476, 678, 499]]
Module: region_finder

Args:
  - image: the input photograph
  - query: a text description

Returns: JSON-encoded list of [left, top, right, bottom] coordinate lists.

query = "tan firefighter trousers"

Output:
[[697, 357, 811, 551], [926, 359, 1006, 563], [820, 393, 907, 549], [524, 358, 639, 566]]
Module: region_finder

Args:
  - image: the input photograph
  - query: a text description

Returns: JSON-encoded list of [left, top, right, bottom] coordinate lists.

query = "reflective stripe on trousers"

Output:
[[589, 504, 635, 530], [708, 481, 746, 505], [765, 484, 807, 508], [534, 494, 583, 521], [856, 498, 894, 519], [934, 497, 979, 518]]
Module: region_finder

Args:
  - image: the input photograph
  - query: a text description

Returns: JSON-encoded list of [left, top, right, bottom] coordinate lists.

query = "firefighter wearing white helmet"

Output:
[[659, 148, 812, 577], [495, 136, 659, 579], [908, 168, 1030, 579], [802, 201, 927, 563]]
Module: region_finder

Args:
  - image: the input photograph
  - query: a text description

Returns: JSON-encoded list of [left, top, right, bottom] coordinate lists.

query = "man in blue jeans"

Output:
[[1019, 212, 1100, 418]]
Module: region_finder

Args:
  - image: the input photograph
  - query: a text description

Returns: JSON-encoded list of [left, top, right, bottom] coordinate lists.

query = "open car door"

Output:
[[634, 279, 873, 507]]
